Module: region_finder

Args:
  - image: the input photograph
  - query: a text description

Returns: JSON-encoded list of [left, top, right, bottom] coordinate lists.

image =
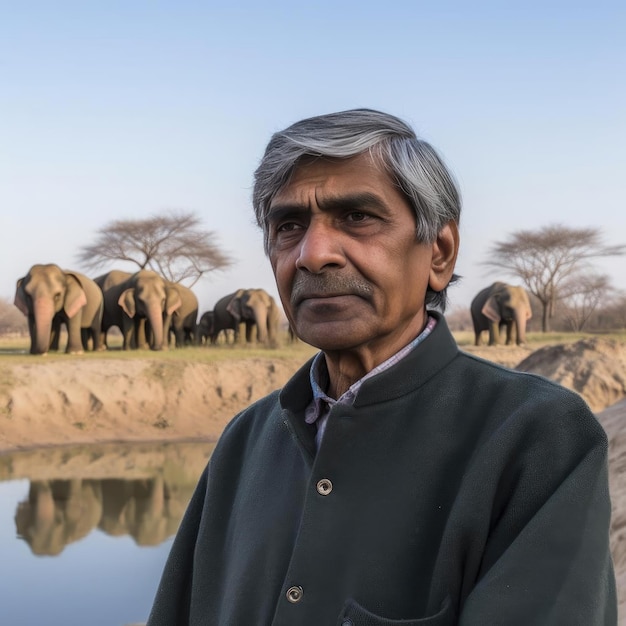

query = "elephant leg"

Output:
[[136, 318, 149, 349], [505, 321, 515, 345], [121, 318, 134, 350], [91, 321, 104, 351], [245, 321, 255, 343], [66, 316, 84, 354], [49, 318, 62, 352], [488, 322, 499, 346], [27, 317, 38, 354], [81, 328, 90, 351]]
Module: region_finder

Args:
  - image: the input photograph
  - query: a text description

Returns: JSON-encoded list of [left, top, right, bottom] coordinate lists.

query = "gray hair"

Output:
[[252, 108, 461, 310]]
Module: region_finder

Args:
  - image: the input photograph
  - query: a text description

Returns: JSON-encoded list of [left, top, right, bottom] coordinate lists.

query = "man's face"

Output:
[[267, 153, 447, 360]]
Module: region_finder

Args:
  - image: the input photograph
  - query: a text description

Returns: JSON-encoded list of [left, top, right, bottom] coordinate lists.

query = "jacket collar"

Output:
[[279, 311, 459, 413]]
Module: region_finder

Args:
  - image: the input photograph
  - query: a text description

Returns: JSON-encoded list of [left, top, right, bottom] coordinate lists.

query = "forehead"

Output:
[[270, 153, 400, 208]]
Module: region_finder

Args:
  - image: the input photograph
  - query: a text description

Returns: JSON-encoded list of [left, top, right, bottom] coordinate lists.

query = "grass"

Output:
[[454, 330, 626, 348], [0, 332, 319, 365], [2, 328, 626, 364]]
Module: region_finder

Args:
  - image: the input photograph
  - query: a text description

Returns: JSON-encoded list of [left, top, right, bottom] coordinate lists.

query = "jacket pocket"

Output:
[[337, 595, 453, 626]]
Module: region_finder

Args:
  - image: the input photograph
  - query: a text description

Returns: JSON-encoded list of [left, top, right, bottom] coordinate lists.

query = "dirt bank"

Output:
[[0, 356, 305, 451]]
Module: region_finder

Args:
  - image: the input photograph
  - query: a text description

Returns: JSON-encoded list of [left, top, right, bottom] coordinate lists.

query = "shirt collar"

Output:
[[305, 315, 437, 425]]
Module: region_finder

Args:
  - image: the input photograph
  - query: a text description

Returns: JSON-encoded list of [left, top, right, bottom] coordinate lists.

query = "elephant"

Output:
[[213, 288, 281, 346], [95, 269, 180, 351], [197, 310, 217, 345], [163, 281, 199, 347], [14, 264, 104, 355], [470, 282, 532, 346]]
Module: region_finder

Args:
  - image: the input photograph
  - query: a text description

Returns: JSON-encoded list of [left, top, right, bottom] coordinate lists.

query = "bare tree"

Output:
[[559, 273, 611, 332], [76, 211, 234, 286], [484, 224, 625, 332]]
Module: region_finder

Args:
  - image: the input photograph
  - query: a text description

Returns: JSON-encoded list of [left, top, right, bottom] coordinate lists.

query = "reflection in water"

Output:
[[2, 440, 216, 555], [0, 440, 215, 626], [16, 475, 193, 555]]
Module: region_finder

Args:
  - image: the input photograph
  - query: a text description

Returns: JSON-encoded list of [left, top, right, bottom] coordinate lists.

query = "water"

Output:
[[0, 441, 215, 626]]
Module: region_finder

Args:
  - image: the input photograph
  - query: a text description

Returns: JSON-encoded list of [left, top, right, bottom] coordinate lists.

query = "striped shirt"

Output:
[[305, 315, 437, 449]]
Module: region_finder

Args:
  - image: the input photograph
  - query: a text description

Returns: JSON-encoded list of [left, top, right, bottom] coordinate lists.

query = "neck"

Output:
[[322, 312, 429, 398]]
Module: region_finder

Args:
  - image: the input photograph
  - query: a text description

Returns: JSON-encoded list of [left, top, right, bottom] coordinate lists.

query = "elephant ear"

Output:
[[481, 296, 502, 322], [119, 289, 136, 318], [63, 275, 88, 319], [165, 287, 183, 316], [226, 296, 243, 323], [14, 278, 29, 316]]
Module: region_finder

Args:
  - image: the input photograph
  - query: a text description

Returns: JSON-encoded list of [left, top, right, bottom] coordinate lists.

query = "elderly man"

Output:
[[147, 109, 616, 625]]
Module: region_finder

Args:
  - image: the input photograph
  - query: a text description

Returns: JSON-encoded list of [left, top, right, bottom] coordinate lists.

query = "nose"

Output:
[[295, 221, 346, 273]]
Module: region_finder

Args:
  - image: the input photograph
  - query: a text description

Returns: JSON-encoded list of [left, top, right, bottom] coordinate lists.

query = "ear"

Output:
[[14, 278, 29, 316], [165, 287, 182, 316], [428, 221, 459, 293], [481, 296, 501, 322], [226, 297, 242, 322], [119, 289, 136, 317], [63, 274, 88, 318]]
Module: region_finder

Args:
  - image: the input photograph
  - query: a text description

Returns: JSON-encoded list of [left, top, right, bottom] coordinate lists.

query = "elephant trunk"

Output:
[[32, 297, 54, 355], [146, 304, 165, 351], [254, 307, 268, 343]]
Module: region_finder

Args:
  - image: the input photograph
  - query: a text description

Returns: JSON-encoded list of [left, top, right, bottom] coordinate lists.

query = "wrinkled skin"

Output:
[[14, 264, 104, 355], [95, 270, 180, 351], [470, 282, 532, 346]]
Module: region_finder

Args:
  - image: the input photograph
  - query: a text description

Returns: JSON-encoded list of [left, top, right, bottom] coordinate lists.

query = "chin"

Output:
[[298, 330, 367, 352]]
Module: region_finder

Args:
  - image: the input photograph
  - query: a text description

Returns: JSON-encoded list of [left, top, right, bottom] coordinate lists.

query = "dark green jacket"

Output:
[[147, 314, 616, 625]]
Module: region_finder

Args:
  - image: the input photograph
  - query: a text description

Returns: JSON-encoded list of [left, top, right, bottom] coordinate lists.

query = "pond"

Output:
[[0, 440, 216, 626]]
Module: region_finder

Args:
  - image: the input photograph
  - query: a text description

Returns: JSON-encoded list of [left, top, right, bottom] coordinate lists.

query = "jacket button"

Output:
[[316, 478, 333, 495], [286, 585, 303, 603]]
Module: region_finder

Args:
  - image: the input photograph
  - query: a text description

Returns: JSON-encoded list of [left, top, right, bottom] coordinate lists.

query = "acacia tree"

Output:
[[76, 211, 233, 286], [484, 224, 625, 332]]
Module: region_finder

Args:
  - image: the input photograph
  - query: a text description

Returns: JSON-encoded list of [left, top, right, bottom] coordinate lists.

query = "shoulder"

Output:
[[453, 351, 607, 452]]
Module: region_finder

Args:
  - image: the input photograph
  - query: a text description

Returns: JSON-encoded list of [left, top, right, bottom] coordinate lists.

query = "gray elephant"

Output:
[[214, 288, 281, 346], [470, 282, 532, 346], [197, 310, 216, 345], [95, 270, 180, 350], [164, 281, 199, 347], [14, 264, 104, 355]]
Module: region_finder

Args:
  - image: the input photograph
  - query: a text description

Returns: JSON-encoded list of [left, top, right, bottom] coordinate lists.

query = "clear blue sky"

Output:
[[2, 1, 625, 316]]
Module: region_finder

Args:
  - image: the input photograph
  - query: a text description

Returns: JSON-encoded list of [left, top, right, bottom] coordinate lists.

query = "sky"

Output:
[[2, 1, 625, 318]]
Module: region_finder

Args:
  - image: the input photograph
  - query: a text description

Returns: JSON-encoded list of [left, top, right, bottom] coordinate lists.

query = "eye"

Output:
[[346, 211, 368, 222], [276, 222, 301, 233]]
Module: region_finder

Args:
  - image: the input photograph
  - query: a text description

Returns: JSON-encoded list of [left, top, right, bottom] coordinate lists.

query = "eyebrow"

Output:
[[266, 192, 390, 225]]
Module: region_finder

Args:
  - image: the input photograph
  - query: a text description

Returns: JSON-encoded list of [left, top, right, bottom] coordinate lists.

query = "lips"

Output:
[[295, 291, 351, 304]]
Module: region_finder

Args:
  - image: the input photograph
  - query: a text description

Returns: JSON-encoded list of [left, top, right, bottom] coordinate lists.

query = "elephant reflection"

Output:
[[99, 477, 187, 546], [15, 479, 103, 556], [15, 476, 193, 555]]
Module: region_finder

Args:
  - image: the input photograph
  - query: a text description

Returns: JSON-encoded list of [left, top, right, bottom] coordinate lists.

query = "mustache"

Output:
[[290, 273, 373, 306]]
